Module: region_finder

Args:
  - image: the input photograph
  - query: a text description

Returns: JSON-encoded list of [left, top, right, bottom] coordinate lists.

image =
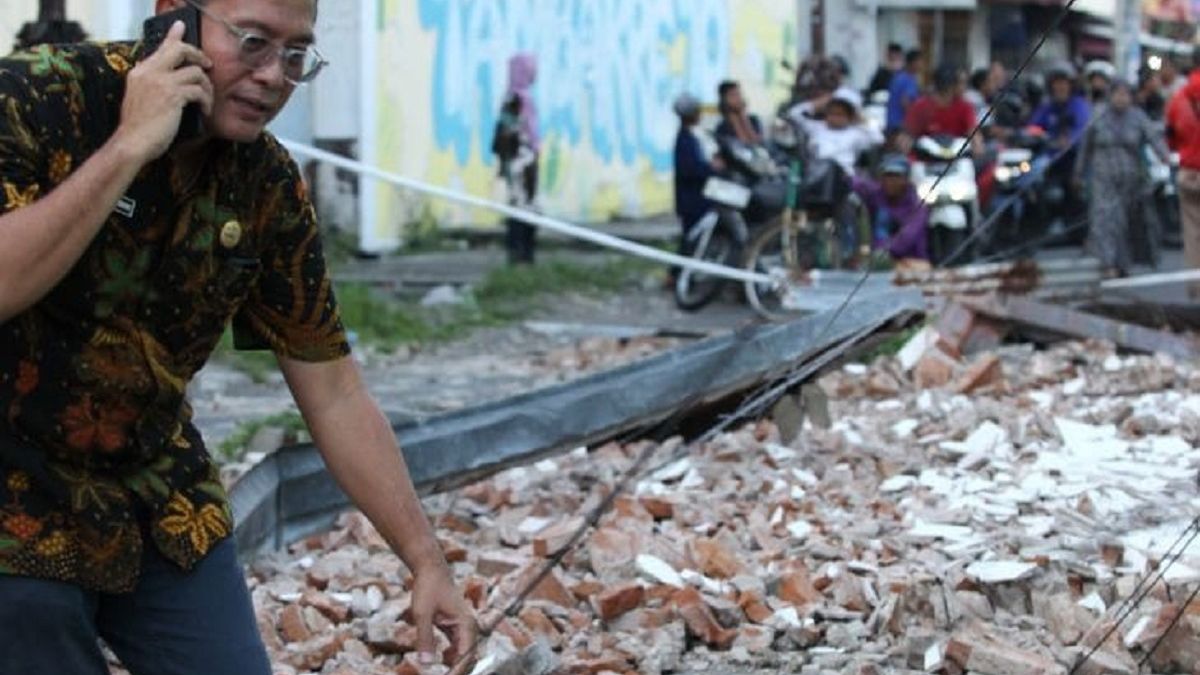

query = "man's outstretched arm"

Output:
[[278, 354, 477, 668]]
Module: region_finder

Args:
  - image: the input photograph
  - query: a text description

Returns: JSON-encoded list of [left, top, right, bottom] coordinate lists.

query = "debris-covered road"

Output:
[[243, 335, 1200, 674]]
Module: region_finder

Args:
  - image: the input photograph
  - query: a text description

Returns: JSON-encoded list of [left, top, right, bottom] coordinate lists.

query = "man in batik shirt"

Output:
[[0, 0, 476, 672]]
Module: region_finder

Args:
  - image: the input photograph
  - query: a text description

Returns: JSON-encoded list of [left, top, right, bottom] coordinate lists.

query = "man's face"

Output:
[[987, 63, 1007, 94], [183, 0, 317, 143], [825, 102, 851, 130], [882, 174, 907, 198], [888, 50, 903, 69], [1050, 78, 1072, 102], [723, 86, 745, 113]]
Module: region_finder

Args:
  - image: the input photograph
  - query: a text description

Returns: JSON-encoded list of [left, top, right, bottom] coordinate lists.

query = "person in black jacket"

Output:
[[868, 43, 904, 96], [673, 94, 722, 268]]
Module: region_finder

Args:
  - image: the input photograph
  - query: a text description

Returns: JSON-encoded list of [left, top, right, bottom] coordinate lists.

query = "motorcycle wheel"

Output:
[[930, 226, 973, 266], [674, 226, 736, 311], [741, 218, 812, 321]]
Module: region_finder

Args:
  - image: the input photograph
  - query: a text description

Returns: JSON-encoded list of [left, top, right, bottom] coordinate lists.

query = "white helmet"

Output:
[[828, 87, 862, 114], [1084, 60, 1116, 82]]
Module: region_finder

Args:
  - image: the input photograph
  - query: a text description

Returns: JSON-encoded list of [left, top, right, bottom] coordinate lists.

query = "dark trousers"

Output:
[[0, 537, 271, 675], [505, 160, 539, 265]]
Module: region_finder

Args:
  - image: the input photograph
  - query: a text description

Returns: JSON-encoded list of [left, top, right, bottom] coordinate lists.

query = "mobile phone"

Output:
[[141, 7, 204, 140]]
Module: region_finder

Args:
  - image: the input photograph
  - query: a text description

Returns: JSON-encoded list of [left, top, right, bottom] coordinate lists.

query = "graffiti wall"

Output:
[[366, 0, 797, 249]]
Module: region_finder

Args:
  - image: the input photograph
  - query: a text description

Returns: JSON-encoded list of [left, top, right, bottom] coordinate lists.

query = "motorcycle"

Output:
[[674, 129, 786, 311], [1153, 150, 1182, 250], [983, 127, 1044, 256], [911, 135, 979, 265]]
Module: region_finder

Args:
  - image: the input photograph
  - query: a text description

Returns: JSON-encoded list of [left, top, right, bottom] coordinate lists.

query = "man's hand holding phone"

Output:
[[114, 21, 213, 164]]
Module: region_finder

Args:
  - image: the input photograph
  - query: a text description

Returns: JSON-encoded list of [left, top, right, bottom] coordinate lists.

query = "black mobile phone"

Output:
[[141, 7, 204, 140]]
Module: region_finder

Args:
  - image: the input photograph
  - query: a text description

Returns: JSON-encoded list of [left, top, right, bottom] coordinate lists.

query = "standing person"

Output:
[[500, 52, 541, 265], [1084, 60, 1116, 104], [715, 80, 762, 144], [886, 49, 924, 134], [1075, 81, 1171, 276], [0, 1, 477, 673], [1160, 57, 1186, 99], [673, 94, 720, 261], [1137, 67, 1168, 122], [1166, 55, 1200, 297], [868, 43, 904, 96]]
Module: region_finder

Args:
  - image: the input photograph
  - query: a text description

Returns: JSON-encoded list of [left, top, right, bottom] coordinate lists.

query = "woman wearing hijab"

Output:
[[495, 53, 541, 265], [1074, 80, 1172, 275]]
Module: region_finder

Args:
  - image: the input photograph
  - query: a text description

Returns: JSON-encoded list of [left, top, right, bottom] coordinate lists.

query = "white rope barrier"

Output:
[[1099, 269, 1200, 291], [279, 139, 774, 285]]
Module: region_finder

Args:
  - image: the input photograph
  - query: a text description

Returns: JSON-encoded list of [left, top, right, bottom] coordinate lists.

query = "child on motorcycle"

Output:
[[786, 87, 885, 175], [852, 154, 930, 262]]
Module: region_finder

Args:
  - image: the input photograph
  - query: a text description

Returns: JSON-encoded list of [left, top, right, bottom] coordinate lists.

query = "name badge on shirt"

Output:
[[114, 195, 137, 219]]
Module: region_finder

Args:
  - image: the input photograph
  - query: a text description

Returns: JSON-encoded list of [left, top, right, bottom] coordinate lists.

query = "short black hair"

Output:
[[905, 49, 923, 66], [888, 43, 904, 55], [718, 80, 740, 99], [969, 68, 989, 90]]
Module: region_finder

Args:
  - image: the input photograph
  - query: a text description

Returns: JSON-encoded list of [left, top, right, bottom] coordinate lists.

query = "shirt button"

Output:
[[220, 220, 242, 249]]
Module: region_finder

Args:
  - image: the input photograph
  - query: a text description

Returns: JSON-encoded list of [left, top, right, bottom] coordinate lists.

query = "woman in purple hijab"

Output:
[[493, 53, 541, 264]]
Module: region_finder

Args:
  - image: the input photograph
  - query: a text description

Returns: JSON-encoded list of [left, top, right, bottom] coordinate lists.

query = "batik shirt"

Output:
[[0, 42, 350, 593]]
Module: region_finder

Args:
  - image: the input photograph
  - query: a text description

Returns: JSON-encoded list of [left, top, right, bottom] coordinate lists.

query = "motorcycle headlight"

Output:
[[948, 184, 973, 202], [995, 167, 1013, 182], [918, 183, 938, 204]]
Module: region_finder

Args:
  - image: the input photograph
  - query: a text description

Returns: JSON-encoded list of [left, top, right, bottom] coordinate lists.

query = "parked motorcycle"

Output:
[[1153, 150, 1182, 249], [674, 130, 786, 311], [911, 135, 978, 265], [982, 127, 1044, 256]]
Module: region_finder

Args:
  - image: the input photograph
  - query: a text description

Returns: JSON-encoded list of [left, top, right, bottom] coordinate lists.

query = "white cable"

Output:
[[278, 139, 774, 286], [1099, 269, 1200, 291]]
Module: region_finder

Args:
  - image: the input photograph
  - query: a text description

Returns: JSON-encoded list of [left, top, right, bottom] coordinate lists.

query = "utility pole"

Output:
[[1113, 0, 1142, 81], [16, 0, 87, 49]]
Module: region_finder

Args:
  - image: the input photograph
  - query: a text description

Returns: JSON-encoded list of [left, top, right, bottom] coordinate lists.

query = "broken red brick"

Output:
[[533, 516, 586, 558], [672, 587, 737, 650], [776, 570, 822, 607], [639, 496, 675, 520], [954, 353, 1006, 395], [278, 603, 312, 643], [691, 537, 743, 579], [593, 582, 645, 622]]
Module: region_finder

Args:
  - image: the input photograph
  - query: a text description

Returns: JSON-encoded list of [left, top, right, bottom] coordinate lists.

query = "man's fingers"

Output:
[[180, 84, 214, 116], [414, 608, 437, 666]]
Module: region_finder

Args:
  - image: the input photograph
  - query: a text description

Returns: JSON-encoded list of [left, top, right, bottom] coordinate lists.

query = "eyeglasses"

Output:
[[184, 0, 328, 84]]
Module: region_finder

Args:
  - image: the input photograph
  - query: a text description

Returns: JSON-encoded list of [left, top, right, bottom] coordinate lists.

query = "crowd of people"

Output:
[[673, 45, 1200, 291]]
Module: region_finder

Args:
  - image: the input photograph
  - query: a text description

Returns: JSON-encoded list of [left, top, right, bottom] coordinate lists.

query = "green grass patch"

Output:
[[855, 322, 926, 364], [216, 411, 307, 462], [211, 331, 279, 384], [337, 256, 656, 351]]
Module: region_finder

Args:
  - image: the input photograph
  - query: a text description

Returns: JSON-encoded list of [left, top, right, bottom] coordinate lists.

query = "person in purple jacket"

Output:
[[852, 154, 930, 261]]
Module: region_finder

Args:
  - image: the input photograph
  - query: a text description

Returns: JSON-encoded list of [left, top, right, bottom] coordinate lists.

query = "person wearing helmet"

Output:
[[672, 94, 721, 264], [904, 63, 980, 148], [852, 154, 930, 261], [786, 87, 884, 175], [1084, 61, 1116, 103], [1028, 62, 1090, 151]]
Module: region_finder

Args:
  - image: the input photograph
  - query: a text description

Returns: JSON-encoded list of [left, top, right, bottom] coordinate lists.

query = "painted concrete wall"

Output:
[[362, 0, 800, 250]]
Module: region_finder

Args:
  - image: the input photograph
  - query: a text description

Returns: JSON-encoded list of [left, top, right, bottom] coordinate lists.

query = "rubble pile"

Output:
[[248, 338, 1200, 675]]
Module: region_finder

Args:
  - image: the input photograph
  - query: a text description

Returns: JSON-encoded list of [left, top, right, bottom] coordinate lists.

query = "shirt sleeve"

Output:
[[231, 141, 351, 362], [0, 67, 44, 217]]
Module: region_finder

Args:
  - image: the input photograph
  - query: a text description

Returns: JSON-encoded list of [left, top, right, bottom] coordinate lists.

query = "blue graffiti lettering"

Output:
[[416, 0, 730, 171]]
